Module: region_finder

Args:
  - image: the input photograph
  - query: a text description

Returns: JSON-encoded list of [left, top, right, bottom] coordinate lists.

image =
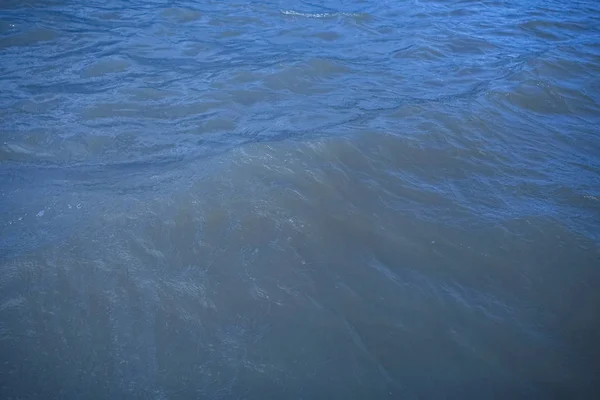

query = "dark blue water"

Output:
[[1, 0, 599, 398]]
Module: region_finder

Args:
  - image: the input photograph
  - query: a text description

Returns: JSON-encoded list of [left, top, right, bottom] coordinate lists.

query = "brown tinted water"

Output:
[[1, 0, 599, 398]]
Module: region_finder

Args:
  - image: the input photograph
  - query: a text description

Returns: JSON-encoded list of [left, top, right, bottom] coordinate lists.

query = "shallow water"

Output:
[[1, 0, 599, 398]]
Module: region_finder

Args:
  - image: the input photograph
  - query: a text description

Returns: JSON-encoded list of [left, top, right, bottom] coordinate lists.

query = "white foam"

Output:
[[280, 10, 360, 19]]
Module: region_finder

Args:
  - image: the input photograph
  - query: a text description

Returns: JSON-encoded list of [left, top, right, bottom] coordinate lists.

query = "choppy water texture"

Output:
[[1, 0, 600, 398]]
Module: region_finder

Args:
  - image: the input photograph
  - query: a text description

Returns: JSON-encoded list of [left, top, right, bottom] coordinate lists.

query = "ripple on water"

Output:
[[1, 0, 599, 398]]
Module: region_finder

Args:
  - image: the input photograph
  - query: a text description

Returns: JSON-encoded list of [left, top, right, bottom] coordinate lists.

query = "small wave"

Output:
[[280, 10, 361, 19]]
